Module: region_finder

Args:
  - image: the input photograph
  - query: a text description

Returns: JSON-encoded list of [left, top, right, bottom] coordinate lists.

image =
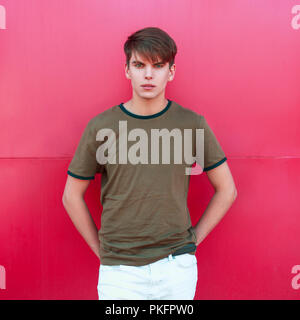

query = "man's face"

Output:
[[125, 51, 175, 100]]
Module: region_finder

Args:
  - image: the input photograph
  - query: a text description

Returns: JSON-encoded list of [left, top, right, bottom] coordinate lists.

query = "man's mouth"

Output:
[[141, 84, 156, 90]]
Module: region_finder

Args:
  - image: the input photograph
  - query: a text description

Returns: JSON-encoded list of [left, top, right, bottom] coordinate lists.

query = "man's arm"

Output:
[[62, 175, 100, 260], [193, 161, 237, 246]]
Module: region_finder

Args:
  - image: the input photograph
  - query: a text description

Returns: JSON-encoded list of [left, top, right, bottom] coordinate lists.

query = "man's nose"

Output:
[[144, 66, 153, 78]]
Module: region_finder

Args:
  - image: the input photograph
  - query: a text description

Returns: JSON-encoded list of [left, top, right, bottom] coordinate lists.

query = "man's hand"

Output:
[[193, 161, 237, 246], [62, 175, 101, 260]]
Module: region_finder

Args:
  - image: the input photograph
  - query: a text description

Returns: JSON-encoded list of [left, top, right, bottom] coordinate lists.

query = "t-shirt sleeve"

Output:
[[67, 119, 102, 180], [198, 115, 227, 171]]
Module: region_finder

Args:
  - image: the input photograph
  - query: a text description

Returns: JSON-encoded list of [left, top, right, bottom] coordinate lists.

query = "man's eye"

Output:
[[135, 63, 164, 68]]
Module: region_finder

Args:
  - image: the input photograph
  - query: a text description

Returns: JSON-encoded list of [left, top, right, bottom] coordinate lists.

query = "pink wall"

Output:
[[0, 0, 300, 300]]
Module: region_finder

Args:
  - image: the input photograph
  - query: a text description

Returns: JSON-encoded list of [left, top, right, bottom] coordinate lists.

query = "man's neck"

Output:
[[123, 96, 168, 116]]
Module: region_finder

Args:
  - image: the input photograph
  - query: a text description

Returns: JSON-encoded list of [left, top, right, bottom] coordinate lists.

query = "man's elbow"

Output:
[[62, 190, 74, 208], [62, 190, 84, 208], [218, 186, 237, 202], [233, 188, 237, 200], [62, 193, 69, 208], [231, 187, 238, 202]]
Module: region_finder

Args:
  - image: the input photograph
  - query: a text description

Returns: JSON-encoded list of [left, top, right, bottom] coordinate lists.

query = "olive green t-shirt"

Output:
[[67, 99, 227, 266]]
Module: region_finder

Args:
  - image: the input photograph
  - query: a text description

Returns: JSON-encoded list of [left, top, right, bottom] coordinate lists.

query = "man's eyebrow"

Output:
[[131, 60, 165, 65]]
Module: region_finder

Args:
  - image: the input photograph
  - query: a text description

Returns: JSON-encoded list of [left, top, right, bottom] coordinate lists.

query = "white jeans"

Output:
[[97, 253, 198, 300]]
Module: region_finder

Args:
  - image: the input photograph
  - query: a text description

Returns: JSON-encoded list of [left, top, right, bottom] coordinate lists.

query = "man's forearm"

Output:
[[193, 189, 237, 246], [62, 196, 100, 260]]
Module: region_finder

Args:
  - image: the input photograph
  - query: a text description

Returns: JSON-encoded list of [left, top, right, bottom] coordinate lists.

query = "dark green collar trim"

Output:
[[119, 99, 172, 119]]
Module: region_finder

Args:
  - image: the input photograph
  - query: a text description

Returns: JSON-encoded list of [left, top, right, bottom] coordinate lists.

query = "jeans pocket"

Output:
[[174, 253, 197, 268]]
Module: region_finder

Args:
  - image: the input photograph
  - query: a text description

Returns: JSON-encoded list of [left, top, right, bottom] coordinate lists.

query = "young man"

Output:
[[62, 27, 237, 300]]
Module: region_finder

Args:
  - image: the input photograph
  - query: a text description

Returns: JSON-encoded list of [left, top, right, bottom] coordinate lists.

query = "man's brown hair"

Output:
[[124, 27, 177, 70]]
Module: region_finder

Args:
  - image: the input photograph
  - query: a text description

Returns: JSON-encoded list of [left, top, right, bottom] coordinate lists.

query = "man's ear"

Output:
[[168, 63, 176, 81], [125, 63, 131, 79]]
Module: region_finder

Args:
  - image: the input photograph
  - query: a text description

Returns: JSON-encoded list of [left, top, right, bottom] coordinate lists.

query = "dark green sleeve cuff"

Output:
[[203, 157, 227, 172], [67, 170, 95, 180]]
